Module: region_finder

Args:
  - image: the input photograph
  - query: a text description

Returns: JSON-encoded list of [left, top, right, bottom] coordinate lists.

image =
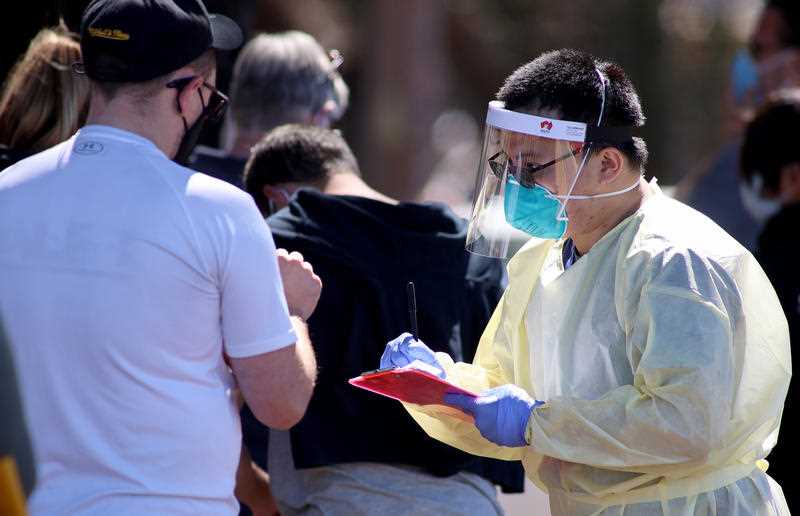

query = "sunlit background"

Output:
[[5, 0, 763, 209]]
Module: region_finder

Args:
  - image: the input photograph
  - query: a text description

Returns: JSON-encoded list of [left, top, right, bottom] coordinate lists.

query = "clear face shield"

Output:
[[466, 101, 594, 258], [466, 67, 642, 259]]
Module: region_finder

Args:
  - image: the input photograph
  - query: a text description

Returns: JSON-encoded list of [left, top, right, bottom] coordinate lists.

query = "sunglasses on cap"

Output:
[[166, 76, 229, 122]]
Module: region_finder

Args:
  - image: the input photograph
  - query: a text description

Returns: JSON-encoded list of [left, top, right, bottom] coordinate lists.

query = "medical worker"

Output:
[[381, 49, 791, 515]]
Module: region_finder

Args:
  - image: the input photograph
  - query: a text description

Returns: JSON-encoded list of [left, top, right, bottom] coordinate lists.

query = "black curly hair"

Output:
[[768, 0, 800, 48], [496, 49, 648, 170], [741, 91, 800, 193]]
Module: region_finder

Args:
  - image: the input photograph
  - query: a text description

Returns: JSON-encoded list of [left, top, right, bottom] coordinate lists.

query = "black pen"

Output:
[[407, 281, 418, 340]]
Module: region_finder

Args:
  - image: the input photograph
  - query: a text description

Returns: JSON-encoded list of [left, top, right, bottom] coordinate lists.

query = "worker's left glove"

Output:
[[444, 384, 542, 447]]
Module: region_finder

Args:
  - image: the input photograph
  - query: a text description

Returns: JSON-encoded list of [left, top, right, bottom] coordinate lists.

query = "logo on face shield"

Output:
[[540, 120, 553, 132]]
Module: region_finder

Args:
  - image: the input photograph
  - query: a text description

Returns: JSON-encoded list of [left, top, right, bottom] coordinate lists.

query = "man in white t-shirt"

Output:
[[0, 1, 320, 514]]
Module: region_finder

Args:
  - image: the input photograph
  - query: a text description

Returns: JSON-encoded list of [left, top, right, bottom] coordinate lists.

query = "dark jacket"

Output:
[[187, 145, 246, 189], [242, 189, 524, 492], [0, 146, 32, 172]]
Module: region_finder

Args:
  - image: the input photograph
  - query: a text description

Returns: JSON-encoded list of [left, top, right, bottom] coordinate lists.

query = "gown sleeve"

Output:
[[526, 250, 740, 471], [401, 291, 526, 461]]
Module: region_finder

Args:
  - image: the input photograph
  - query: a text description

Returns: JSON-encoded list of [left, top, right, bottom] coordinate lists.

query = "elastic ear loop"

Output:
[[555, 68, 607, 222]]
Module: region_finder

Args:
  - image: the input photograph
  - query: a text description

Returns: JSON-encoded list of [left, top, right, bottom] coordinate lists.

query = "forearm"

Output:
[[264, 317, 316, 428], [230, 319, 317, 429], [528, 382, 725, 470], [235, 445, 265, 505], [235, 446, 279, 516], [524, 284, 736, 470], [290, 316, 317, 396], [402, 355, 522, 461]]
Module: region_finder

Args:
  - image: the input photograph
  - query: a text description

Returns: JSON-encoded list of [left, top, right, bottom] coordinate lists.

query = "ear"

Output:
[[262, 184, 289, 209], [595, 146, 625, 184], [311, 99, 338, 128], [779, 162, 800, 200], [175, 75, 205, 115]]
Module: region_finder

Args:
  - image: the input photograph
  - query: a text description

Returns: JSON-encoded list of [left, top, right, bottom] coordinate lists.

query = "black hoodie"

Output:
[[241, 189, 524, 492]]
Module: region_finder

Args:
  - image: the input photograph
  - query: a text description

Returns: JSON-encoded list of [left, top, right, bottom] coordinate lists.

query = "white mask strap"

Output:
[[595, 68, 607, 127], [275, 186, 292, 203], [557, 176, 641, 200], [556, 68, 608, 221]]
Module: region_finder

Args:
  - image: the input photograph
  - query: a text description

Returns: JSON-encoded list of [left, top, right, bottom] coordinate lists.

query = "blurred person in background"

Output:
[[680, 0, 800, 250], [0, 23, 89, 170], [381, 48, 790, 515], [239, 124, 524, 516], [0, 0, 321, 514], [739, 90, 800, 510], [189, 30, 348, 187], [192, 29, 348, 515]]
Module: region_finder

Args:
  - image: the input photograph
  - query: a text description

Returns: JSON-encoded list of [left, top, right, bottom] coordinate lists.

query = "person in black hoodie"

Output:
[[238, 124, 524, 515], [739, 90, 800, 510]]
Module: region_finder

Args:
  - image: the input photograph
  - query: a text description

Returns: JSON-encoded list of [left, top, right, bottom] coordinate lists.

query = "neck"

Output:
[[321, 173, 398, 205], [570, 176, 651, 254], [86, 97, 180, 158], [228, 115, 313, 160], [227, 130, 263, 160]]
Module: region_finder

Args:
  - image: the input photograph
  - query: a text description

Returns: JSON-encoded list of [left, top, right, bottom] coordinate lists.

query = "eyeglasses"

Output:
[[328, 49, 344, 71], [487, 148, 578, 188], [166, 76, 229, 122], [314, 49, 344, 86]]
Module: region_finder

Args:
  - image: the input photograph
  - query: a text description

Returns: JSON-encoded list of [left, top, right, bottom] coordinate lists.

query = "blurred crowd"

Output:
[[0, 0, 797, 515]]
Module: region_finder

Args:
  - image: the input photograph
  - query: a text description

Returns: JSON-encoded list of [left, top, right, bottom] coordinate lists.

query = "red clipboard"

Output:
[[349, 367, 477, 407]]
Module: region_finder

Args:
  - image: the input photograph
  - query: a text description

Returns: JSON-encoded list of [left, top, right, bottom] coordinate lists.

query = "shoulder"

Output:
[[182, 170, 262, 221], [0, 141, 71, 189], [628, 194, 746, 265], [129, 151, 264, 233], [616, 194, 756, 297]]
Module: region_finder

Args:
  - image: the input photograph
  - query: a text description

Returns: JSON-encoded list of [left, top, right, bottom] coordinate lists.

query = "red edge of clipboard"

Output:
[[348, 367, 478, 407]]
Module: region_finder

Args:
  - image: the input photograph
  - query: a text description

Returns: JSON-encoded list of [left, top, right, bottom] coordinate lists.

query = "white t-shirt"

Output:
[[0, 125, 296, 515]]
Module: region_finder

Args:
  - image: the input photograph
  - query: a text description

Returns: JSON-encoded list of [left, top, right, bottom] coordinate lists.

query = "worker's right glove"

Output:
[[444, 384, 542, 447], [380, 332, 446, 379]]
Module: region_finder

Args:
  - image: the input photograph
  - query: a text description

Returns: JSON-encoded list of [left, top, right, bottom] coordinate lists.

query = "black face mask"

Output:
[[166, 77, 229, 166], [173, 107, 212, 166]]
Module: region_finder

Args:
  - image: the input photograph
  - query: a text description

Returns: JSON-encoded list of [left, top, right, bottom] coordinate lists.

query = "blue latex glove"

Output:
[[444, 384, 543, 447], [380, 332, 446, 379]]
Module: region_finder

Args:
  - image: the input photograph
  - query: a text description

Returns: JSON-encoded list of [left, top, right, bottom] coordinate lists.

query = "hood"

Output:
[[267, 189, 474, 277]]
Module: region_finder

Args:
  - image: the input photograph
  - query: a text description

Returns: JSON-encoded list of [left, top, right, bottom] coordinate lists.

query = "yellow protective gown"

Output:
[[404, 184, 791, 515]]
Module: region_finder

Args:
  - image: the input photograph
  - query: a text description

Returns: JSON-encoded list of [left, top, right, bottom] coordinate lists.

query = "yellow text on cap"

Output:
[[88, 28, 130, 41]]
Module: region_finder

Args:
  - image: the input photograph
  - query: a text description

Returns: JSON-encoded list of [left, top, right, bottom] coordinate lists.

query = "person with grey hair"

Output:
[[189, 30, 348, 187]]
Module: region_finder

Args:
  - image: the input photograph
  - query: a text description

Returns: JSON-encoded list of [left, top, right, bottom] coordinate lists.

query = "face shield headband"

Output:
[[465, 68, 641, 258]]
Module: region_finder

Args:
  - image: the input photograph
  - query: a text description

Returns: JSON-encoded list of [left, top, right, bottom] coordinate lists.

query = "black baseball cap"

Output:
[[80, 0, 243, 82]]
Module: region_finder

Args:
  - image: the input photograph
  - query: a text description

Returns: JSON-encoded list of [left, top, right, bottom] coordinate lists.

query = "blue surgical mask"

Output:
[[503, 176, 567, 239], [503, 174, 643, 240], [731, 49, 758, 105]]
